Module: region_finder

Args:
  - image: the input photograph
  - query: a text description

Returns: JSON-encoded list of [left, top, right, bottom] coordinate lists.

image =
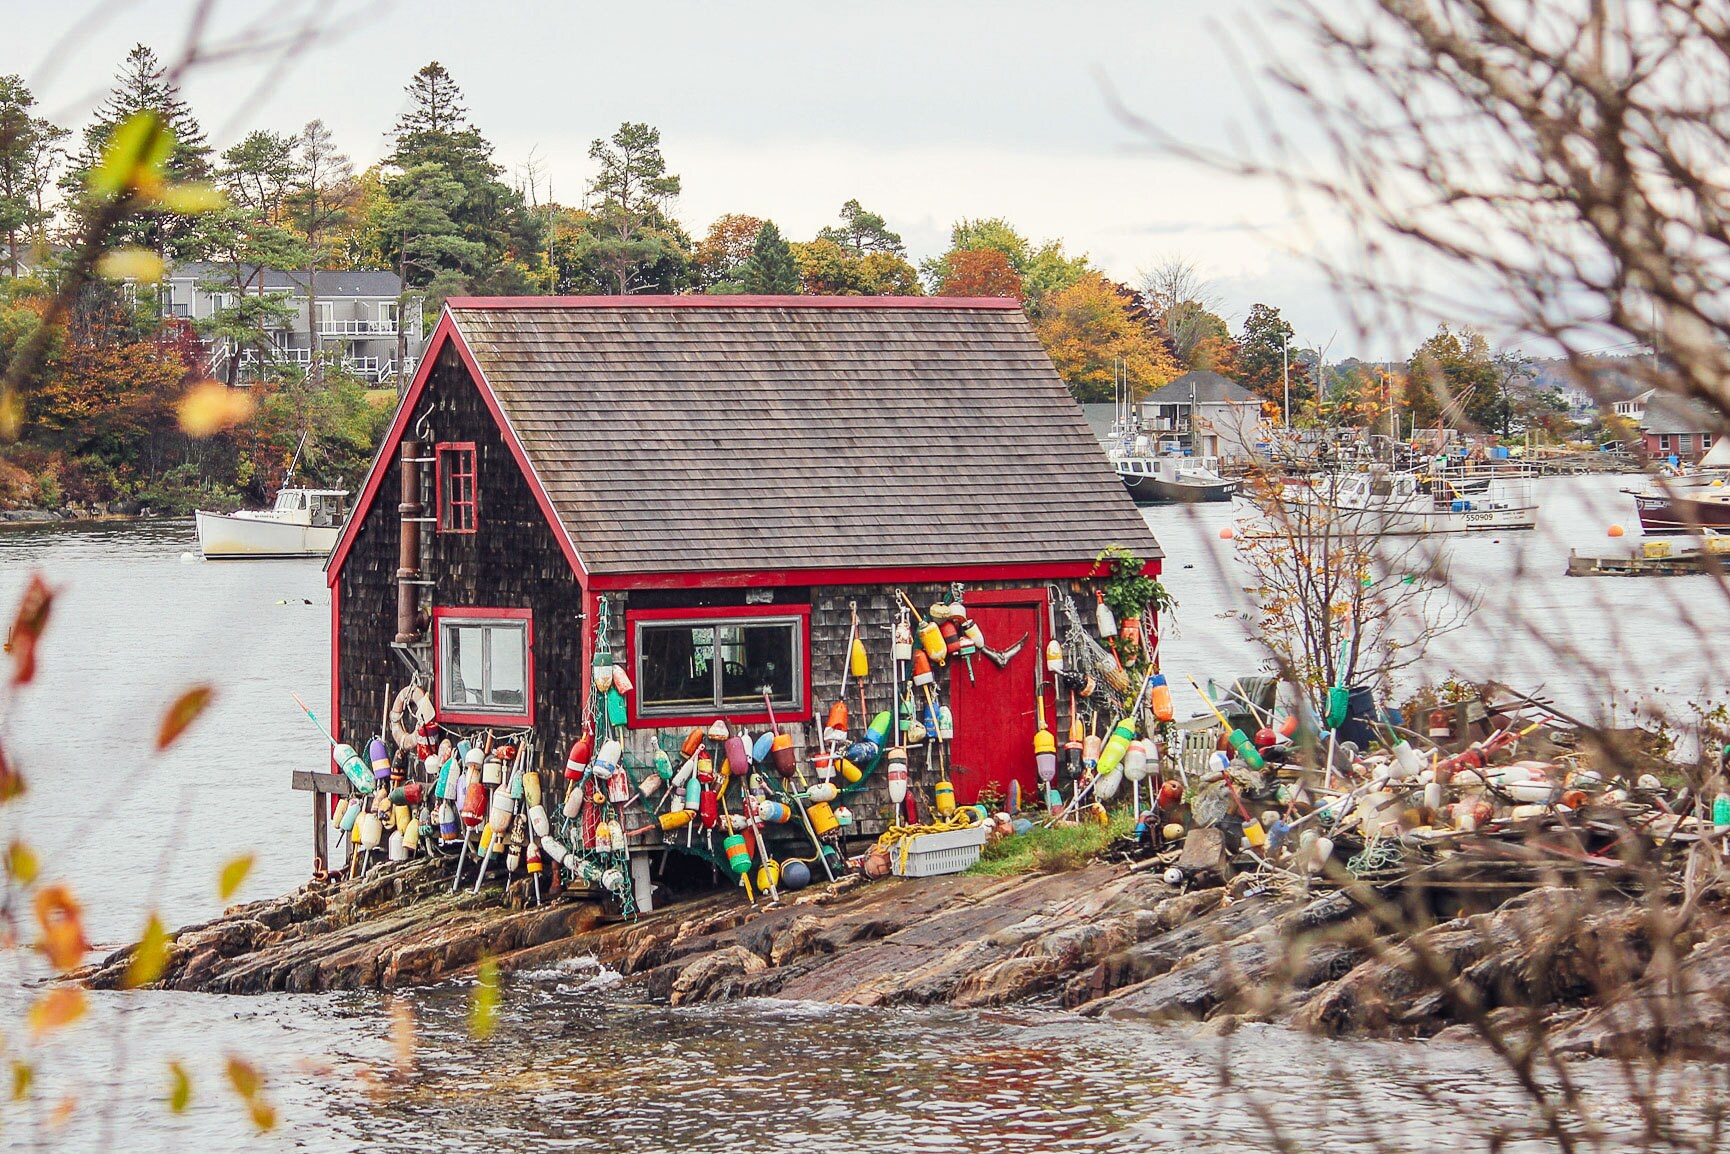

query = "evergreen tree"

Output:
[[583, 122, 687, 294], [817, 198, 903, 256], [740, 221, 798, 294], [0, 75, 66, 276], [1236, 303, 1310, 412], [63, 45, 211, 259]]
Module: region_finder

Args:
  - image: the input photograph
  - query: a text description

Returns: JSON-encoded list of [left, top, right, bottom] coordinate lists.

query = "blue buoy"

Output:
[[780, 859, 812, 891]]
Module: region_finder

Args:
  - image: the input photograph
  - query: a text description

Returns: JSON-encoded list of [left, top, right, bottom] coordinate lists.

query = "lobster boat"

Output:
[[1278, 467, 1538, 534], [195, 487, 350, 559]]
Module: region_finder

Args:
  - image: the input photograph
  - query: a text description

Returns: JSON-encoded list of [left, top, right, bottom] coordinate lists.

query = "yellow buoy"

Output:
[[849, 638, 868, 679]]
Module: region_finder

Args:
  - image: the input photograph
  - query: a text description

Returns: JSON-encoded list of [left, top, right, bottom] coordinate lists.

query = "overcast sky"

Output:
[[1, 0, 1424, 359]]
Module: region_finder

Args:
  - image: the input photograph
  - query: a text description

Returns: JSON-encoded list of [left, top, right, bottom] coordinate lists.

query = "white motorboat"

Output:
[[1110, 442, 1239, 504], [195, 488, 350, 559], [1277, 466, 1537, 534]]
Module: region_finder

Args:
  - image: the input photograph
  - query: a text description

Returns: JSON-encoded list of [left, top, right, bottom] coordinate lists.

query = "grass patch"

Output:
[[967, 810, 1134, 876]]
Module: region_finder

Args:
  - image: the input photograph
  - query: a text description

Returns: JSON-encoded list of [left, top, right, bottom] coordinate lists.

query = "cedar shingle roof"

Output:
[[444, 297, 1160, 575], [1144, 370, 1261, 405]]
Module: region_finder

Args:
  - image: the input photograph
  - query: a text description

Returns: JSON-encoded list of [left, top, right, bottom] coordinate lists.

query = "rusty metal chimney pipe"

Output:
[[395, 440, 424, 644]]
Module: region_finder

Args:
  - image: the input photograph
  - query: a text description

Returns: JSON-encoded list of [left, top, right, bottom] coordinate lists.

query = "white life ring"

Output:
[[391, 683, 435, 752]]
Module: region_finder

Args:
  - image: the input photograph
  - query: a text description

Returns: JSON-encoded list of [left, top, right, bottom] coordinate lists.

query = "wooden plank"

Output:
[[291, 769, 354, 796]]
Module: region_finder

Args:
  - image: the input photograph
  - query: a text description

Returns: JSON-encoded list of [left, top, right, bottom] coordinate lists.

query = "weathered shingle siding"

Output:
[[335, 342, 587, 771], [450, 302, 1158, 575]]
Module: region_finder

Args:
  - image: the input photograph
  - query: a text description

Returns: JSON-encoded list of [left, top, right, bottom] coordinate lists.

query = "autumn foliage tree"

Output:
[[1034, 274, 1179, 402], [934, 249, 1023, 299], [695, 212, 763, 293]]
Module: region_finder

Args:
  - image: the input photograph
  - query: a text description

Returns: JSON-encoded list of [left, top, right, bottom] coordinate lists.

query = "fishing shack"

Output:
[[319, 295, 1162, 910]]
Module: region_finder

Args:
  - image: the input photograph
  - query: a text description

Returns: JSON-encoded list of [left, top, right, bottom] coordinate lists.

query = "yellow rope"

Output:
[[875, 808, 983, 873]]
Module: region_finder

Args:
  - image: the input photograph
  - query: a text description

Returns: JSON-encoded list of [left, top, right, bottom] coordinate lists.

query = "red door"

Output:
[[947, 592, 1054, 808]]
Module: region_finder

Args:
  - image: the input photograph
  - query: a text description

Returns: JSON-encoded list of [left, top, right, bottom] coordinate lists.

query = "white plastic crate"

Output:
[[890, 823, 990, 878]]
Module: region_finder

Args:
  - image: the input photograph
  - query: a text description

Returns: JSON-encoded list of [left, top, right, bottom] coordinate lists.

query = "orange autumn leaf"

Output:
[[0, 745, 25, 805], [34, 884, 90, 971], [9, 574, 54, 685], [157, 685, 215, 751], [28, 988, 85, 1038]]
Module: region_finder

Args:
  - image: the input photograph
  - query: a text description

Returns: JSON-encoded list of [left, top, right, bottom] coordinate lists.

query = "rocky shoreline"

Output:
[[79, 859, 1730, 1058]]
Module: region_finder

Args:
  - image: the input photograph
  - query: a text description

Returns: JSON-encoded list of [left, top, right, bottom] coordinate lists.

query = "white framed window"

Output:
[[434, 609, 532, 724]]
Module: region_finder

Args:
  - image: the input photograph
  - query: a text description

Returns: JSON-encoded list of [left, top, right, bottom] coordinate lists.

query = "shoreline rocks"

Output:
[[78, 860, 1730, 1054]]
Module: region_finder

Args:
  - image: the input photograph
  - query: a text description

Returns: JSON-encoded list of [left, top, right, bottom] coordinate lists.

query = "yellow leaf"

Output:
[[217, 855, 254, 902], [224, 1055, 260, 1100], [122, 913, 169, 989], [176, 382, 254, 438], [27, 988, 85, 1039], [88, 111, 173, 198], [469, 955, 499, 1040], [156, 684, 215, 750], [32, 885, 90, 972], [247, 1099, 278, 1132], [48, 1095, 75, 1129], [5, 840, 37, 886], [159, 182, 227, 214], [0, 743, 22, 805], [11, 1061, 30, 1101], [95, 248, 166, 283], [167, 1061, 190, 1113]]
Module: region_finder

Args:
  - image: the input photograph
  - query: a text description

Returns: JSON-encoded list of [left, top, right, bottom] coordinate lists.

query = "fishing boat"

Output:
[[1110, 441, 1239, 504], [1278, 465, 1538, 534], [1624, 439, 1730, 533], [195, 487, 350, 559]]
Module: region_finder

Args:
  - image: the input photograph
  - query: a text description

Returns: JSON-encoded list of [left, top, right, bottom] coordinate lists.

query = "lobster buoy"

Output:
[[834, 805, 854, 828], [824, 701, 850, 745], [1045, 639, 1064, 674], [850, 638, 869, 679], [1279, 712, 1300, 739], [658, 809, 695, 831], [562, 783, 584, 820], [606, 687, 628, 727], [780, 859, 811, 891], [1156, 779, 1184, 810], [606, 766, 631, 805], [893, 619, 913, 663], [1095, 767, 1124, 801], [437, 801, 460, 841], [917, 618, 945, 664], [539, 834, 570, 865], [751, 732, 775, 764], [333, 746, 373, 794], [706, 718, 730, 743], [526, 839, 542, 876], [757, 800, 792, 824], [595, 739, 623, 778], [564, 734, 593, 782], [368, 737, 392, 784], [724, 733, 750, 777], [1123, 739, 1150, 782], [770, 734, 797, 779], [939, 618, 961, 659], [488, 792, 515, 835], [1034, 728, 1057, 784], [528, 804, 551, 838], [389, 782, 424, 807], [1082, 732, 1102, 771], [679, 727, 704, 757], [388, 830, 407, 861], [339, 799, 362, 833], [911, 651, 935, 688], [481, 753, 504, 787], [1119, 615, 1141, 646], [1607, 523, 1625, 537], [722, 834, 752, 876], [1218, 525, 1235, 540], [806, 802, 840, 836], [1254, 727, 1277, 748], [1095, 594, 1117, 639], [757, 860, 781, 892], [1147, 674, 1174, 723], [358, 811, 383, 851], [1097, 721, 1135, 777], [840, 756, 866, 785], [934, 779, 955, 815], [1428, 708, 1452, 741], [461, 778, 488, 827], [698, 787, 719, 829], [592, 659, 614, 694], [506, 765, 526, 801], [523, 770, 542, 808], [887, 748, 909, 804], [807, 780, 839, 804], [813, 751, 837, 781], [938, 707, 953, 742]]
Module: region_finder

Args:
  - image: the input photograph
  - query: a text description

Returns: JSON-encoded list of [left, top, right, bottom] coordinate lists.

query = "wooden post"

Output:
[[291, 770, 355, 873]]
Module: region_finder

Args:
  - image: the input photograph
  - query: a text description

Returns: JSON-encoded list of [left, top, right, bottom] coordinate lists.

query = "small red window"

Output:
[[436, 442, 477, 533]]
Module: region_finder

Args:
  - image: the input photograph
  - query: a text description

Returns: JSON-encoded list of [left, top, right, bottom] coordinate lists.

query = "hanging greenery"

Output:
[[1092, 545, 1175, 623]]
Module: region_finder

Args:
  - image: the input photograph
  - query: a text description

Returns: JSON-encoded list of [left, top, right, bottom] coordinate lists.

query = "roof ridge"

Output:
[[445, 295, 1022, 310]]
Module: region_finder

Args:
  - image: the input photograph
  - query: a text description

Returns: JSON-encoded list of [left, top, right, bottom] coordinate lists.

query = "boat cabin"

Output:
[[323, 295, 1161, 899], [274, 488, 349, 527]]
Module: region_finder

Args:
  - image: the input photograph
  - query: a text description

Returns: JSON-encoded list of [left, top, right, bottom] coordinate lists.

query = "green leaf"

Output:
[[122, 913, 169, 989], [217, 855, 254, 902], [167, 1060, 190, 1113], [88, 111, 173, 197], [469, 956, 499, 1039]]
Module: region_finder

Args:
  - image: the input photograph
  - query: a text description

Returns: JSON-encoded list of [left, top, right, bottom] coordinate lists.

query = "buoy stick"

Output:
[[290, 691, 336, 746], [764, 689, 834, 882]]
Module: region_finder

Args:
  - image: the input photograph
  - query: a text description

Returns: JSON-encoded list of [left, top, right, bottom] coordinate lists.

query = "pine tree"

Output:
[[0, 75, 67, 276], [63, 44, 211, 259], [741, 221, 798, 294]]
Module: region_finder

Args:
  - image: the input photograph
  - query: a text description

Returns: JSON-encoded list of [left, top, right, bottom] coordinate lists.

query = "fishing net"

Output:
[[1050, 586, 1129, 716]]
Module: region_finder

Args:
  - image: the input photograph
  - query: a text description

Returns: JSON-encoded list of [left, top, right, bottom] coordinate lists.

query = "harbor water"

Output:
[[0, 475, 1720, 1152]]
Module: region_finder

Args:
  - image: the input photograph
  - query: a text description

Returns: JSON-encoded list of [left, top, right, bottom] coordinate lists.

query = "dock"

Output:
[[1566, 543, 1728, 576]]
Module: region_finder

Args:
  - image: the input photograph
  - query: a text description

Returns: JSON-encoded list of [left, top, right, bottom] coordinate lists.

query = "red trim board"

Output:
[[430, 606, 536, 727], [443, 295, 1021, 311], [622, 602, 814, 729], [588, 558, 1161, 591]]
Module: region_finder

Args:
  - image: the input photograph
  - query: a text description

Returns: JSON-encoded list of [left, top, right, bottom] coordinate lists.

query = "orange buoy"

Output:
[[824, 701, 850, 743], [681, 727, 706, 757], [1607, 523, 1625, 537], [1218, 525, 1235, 540], [911, 651, 935, 688]]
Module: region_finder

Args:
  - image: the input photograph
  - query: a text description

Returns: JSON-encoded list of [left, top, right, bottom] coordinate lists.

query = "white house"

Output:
[[1140, 370, 1269, 462]]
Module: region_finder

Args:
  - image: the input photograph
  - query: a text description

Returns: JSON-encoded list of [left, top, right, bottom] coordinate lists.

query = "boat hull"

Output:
[[1278, 496, 1538, 534], [1632, 491, 1730, 534], [194, 509, 340, 559], [1120, 472, 1239, 505]]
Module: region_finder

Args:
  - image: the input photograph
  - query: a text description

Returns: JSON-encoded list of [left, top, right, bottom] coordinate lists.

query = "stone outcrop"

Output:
[[78, 856, 1730, 1050]]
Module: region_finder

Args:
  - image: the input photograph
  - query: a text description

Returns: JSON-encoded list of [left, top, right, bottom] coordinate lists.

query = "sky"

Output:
[[0, 0, 1421, 359]]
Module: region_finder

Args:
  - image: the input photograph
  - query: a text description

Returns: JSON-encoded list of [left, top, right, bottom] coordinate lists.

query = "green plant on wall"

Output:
[[1092, 544, 1174, 674]]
